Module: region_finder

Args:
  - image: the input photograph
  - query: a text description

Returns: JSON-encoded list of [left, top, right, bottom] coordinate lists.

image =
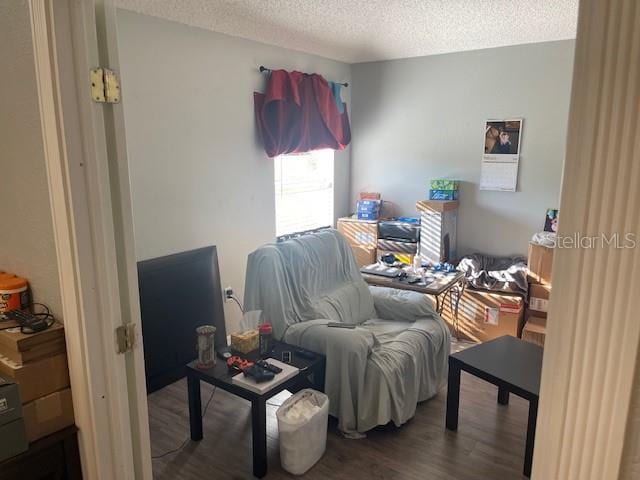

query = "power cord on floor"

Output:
[[152, 386, 217, 460]]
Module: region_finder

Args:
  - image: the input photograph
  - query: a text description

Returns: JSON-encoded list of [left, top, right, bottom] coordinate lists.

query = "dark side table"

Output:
[[445, 335, 543, 477], [186, 341, 325, 478]]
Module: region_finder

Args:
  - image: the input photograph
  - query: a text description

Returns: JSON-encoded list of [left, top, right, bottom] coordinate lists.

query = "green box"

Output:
[[430, 179, 459, 191]]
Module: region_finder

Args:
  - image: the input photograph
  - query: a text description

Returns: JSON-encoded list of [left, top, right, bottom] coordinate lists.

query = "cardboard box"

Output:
[[528, 283, 551, 318], [416, 201, 458, 264], [23, 388, 74, 443], [528, 243, 554, 285], [0, 322, 66, 365], [430, 180, 459, 191], [416, 200, 459, 213], [337, 217, 378, 247], [359, 192, 381, 200], [356, 199, 381, 213], [0, 322, 64, 352], [428, 189, 459, 201], [0, 353, 70, 404], [441, 289, 524, 343], [0, 337, 66, 366], [357, 211, 380, 221], [522, 315, 547, 347], [351, 245, 377, 267]]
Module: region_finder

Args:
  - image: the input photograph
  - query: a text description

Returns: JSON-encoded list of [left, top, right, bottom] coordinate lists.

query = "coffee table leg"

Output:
[[445, 358, 461, 431], [524, 397, 539, 477], [251, 397, 267, 478], [188, 373, 203, 441], [498, 385, 510, 405]]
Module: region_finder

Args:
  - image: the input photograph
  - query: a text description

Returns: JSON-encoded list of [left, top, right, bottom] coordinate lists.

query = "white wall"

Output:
[[351, 40, 575, 257], [116, 10, 352, 332], [0, 0, 62, 318]]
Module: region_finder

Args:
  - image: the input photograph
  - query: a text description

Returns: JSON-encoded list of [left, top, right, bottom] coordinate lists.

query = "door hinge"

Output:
[[115, 323, 136, 354], [91, 68, 120, 103]]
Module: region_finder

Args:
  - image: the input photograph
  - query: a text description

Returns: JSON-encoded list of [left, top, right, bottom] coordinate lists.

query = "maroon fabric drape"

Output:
[[254, 70, 351, 157]]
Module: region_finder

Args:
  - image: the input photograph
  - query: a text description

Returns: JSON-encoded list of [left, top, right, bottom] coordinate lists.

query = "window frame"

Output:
[[273, 149, 335, 240]]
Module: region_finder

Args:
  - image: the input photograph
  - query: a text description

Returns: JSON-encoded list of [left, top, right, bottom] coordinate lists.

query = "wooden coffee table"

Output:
[[445, 335, 543, 477]]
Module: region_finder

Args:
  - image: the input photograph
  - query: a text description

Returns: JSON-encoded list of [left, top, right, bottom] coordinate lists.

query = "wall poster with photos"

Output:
[[480, 119, 523, 192]]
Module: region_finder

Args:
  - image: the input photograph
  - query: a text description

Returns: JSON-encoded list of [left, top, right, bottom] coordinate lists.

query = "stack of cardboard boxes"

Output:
[[441, 287, 525, 343], [0, 321, 74, 451], [522, 243, 554, 347], [441, 242, 553, 345], [338, 192, 383, 267], [337, 216, 379, 267]]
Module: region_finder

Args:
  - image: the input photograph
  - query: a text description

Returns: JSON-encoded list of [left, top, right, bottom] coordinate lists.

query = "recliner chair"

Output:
[[244, 229, 451, 436]]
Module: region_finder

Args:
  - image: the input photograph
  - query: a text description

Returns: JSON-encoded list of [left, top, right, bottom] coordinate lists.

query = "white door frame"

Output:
[[533, 1, 640, 478], [29, 0, 151, 478]]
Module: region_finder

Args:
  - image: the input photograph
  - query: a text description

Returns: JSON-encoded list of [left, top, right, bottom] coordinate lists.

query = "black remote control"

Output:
[[243, 365, 275, 383], [257, 360, 282, 374], [327, 322, 356, 329]]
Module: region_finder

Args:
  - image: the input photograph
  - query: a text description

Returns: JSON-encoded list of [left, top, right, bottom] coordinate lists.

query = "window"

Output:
[[274, 149, 334, 237]]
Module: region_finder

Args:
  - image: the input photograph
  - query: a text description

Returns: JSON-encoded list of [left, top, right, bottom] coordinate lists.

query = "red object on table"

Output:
[[226, 356, 254, 372], [259, 323, 273, 356]]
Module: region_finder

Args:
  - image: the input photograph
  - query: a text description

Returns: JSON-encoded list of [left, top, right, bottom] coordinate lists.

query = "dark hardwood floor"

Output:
[[148, 356, 530, 480]]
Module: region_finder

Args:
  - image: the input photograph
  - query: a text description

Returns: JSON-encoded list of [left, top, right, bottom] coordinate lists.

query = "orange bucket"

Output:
[[0, 272, 29, 313]]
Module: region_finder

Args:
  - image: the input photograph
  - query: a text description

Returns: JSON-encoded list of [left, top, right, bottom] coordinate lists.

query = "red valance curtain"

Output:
[[254, 70, 351, 157]]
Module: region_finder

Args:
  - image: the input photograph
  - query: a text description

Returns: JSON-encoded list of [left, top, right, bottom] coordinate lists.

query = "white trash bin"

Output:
[[276, 389, 329, 475]]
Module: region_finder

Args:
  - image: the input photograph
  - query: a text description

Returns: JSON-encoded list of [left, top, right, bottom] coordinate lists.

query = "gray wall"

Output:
[[0, 0, 62, 318], [116, 10, 352, 332], [351, 40, 575, 257]]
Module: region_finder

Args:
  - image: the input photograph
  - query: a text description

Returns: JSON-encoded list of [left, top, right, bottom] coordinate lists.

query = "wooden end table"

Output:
[[186, 341, 325, 478], [445, 335, 543, 477]]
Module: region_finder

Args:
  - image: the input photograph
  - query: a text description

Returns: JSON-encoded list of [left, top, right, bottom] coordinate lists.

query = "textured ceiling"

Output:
[[115, 0, 578, 64]]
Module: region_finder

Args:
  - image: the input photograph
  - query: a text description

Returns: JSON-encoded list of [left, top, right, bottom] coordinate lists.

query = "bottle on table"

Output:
[[259, 323, 273, 357]]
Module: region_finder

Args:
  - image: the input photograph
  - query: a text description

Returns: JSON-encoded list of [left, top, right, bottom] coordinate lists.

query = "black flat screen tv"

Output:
[[137, 246, 227, 393]]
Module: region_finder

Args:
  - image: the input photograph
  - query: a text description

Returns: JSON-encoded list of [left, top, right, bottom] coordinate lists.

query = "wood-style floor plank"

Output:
[[149, 368, 529, 480]]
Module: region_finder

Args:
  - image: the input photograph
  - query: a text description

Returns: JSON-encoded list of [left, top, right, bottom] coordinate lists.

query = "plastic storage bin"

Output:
[[276, 389, 329, 475]]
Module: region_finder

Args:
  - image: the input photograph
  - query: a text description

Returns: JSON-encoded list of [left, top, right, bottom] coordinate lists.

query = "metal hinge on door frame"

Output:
[[90, 67, 120, 103], [115, 323, 136, 354]]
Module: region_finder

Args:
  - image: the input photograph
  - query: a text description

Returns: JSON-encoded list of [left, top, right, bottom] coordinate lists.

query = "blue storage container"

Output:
[[357, 211, 380, 220], [356, 200, 381, 213]]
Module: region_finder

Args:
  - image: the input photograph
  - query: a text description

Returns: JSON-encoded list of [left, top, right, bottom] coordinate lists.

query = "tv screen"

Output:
[[137, 246, 226, 392]]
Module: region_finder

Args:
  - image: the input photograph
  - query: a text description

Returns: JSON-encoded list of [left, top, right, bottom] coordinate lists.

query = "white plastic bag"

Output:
[[276, 389, 329, 475]]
